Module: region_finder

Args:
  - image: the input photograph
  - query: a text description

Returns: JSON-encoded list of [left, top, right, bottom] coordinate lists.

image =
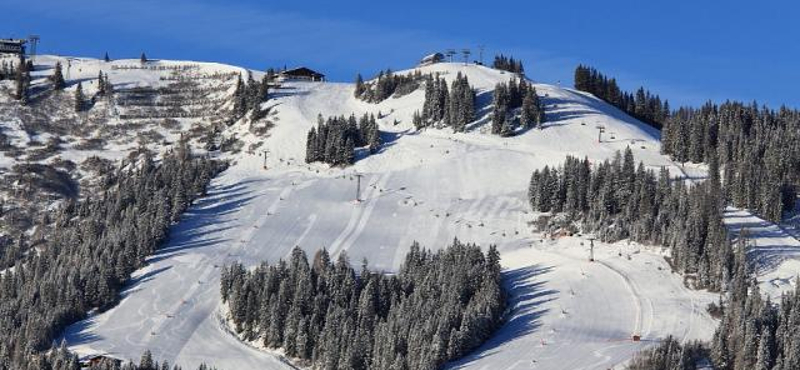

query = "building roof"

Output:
[[280, 67, 325, 78], [0, 39, 27, 45]]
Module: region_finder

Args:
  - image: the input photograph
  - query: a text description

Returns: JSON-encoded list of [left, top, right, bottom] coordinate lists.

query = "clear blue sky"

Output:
[[5, 0, 798, 108]]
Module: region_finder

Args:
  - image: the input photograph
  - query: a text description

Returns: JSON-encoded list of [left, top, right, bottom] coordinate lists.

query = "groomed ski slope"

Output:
[[64, 62, 722, 369]]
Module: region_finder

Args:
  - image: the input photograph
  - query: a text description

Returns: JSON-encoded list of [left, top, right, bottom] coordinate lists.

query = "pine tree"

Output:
[[520, 86, 537, 129], [140, 52, 148, 64], [51, 62, 66, 90], [74, 82, 84, 112], [14, 59, 28, 103], [354, 73, 366, 98], [104, 52, 111, 62], [97, 71, 106, 96]]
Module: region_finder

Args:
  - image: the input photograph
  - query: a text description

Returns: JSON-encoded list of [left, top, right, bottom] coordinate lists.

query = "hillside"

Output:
[[2, 54, 796, 369], [1, 58, 720, 370]]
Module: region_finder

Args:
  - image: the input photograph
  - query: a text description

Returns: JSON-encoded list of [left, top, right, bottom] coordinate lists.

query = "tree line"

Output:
[[355, 70, 424, 103], [221, 240, 505, 370], [492, 54, 524, 75], [305, 113, 381, 166], [9, 56, 32, 104], [574, 64, 669, 129], [528, 148, 733, 291], [10, 342, 218, 370], [629, 237, 800, 370], [413, 72, 475, 133], [661, 102, 800, 223], [230, 71, 272, 123], [575, 65, 800, 224], [491, 78, 545, 136], [0, 141, 227, 368]]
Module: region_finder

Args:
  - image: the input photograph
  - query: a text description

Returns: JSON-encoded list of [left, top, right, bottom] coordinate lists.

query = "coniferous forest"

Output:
[[355, 70, 425, 103], [221, 240, 506, 370], [414, 72, 476, 132], [0, 142, 226, 369], [574, 64, 669, 129], [627, 238, 800, 370], [491, 54, 524, 75], [305, 113, 381, 166], [528, 148, 733, 291], [490, 78, 545, 136], [661, 102, 800, 223]]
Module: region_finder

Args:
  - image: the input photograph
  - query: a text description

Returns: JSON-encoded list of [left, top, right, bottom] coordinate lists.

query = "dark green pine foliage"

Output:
[[492, 54, 525, 75], [104, 52, 111, 62], [355, 69, 424, 103], [625, 336, 706, 370], [354, 73, 366, 98], [632, 244, 800, 370], [306, 114, 380, 166], [74, 82, 85, 112], [574, 64, 668, 129], [97, 71, 106, 96], [661, 102, 800, 223], [528, 148, 733, 291], [222, 240, 506, 370], [14, 58, 29, 104], [140, 52, 148, 63], [520, 86, 545, 129], [418, 73, 476, 132], [491, 82, 509, 135], [491, 79, 543, 136], [446, 72, 476, 132], [51, 62, 66, 90], [0, 144, 227, 368], [230, 74, 247, 123]]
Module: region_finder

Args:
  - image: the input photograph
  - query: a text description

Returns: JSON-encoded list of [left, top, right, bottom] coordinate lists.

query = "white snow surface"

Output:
[[723, 208, 800, 299], [59, 61, 750, 369]]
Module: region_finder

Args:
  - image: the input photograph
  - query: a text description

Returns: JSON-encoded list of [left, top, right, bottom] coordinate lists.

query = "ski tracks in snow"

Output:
[[329, 172, 391, 257]]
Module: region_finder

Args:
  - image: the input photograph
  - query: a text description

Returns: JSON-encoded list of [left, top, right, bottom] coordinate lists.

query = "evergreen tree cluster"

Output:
[[0, 143, 226, 368], [709, 253, 800, 370], [97, 71, 113, 97], [491, 54, 524, 75], [573, 65, 669, 129], [355, 70, 424, 103], [416, 72, 476, 132], [11, 344, 218, 370], [306, 113, 381, 166], [625, 336, 706, 370], [528, 148, 733, 290], [661, 102, 800, 223], [230, 72, 271, 123], [221, 240, 505, 370], [0, 60, 17, 81], [491, 79, 545, 136], [14, 57, 31, 104], [632, 243, 800, 370]]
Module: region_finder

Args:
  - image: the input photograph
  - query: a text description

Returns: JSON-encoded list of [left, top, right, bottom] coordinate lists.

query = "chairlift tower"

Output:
[[588, 237, 596, 262], [477, 45, 485, 65], [461, 49, 471, 65], [445, 49, 457, 62], [261, 149, 269, 169], [27, 35, 39, 63], [596, 125, 606, 143]]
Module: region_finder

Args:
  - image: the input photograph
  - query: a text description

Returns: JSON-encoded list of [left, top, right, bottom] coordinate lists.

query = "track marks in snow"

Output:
[[329, 173, 391, 257]]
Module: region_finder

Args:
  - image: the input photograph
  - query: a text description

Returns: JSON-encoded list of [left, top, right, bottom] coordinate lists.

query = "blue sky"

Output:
[[5, 1, 798, 107]]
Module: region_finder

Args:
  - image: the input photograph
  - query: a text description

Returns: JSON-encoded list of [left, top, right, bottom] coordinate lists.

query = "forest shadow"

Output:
[[446, 264, 558, 369]]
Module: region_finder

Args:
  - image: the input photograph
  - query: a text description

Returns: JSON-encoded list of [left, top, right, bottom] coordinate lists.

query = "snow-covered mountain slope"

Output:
[[53, 61, 783, 369]]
